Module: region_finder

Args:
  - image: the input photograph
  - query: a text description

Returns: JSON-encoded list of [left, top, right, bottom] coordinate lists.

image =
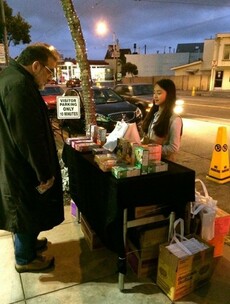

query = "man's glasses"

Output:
[[40, 63, 54, 76]]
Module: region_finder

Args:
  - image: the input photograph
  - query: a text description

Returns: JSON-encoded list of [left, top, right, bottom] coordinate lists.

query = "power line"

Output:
[[133, 0, 230, 7]]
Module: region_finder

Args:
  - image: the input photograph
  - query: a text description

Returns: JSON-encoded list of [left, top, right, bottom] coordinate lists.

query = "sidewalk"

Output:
[[1, 208, 229, 304], [0, 118, 229, 304], [177, 89, 230, 98]]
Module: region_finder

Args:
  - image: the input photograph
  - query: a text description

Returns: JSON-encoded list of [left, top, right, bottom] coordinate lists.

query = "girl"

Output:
[[141, 79, 183, 161]]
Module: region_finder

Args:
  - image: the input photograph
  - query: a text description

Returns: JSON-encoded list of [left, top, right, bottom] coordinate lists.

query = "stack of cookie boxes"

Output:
[[134, 144, 168, 175], [111, 142, 168, 178]]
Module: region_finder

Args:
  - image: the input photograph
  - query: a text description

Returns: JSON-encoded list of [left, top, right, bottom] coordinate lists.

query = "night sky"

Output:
[[7, 0, 230, 60]]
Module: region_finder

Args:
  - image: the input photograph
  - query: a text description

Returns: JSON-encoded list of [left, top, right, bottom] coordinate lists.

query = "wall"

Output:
[[222, 70, 230, 89], [122, 75, 210, 91], [202, 39, 215, 71], [173, 62, 202, 76], [125, 53, 190, 77]]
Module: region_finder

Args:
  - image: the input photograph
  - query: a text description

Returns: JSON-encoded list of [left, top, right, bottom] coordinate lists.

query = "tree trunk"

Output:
[[60, 0, 96, 133]]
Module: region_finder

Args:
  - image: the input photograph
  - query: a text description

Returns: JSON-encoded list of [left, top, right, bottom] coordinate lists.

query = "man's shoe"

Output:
[[36, 237, 48, 251], [15, 255, 54, 273]]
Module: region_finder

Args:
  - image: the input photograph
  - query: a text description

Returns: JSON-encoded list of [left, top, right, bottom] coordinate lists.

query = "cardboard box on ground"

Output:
[[207, 207, 230, 257], [156, 235, 215, 301], [190, 206, 230, 257]]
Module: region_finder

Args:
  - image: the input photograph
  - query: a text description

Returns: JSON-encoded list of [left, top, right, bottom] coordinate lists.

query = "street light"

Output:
[[96, 21, 120, 85], [95, 21, 107, 36]]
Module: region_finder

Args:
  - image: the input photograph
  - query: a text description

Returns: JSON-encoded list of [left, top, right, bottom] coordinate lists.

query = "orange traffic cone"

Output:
[[206, 126, 230, 184]]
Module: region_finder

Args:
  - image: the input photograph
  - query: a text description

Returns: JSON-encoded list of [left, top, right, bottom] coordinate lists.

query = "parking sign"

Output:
[[57, 96, 80, 119]]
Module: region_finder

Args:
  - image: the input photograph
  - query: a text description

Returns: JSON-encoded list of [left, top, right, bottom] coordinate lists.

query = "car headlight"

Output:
[[146, 102, 153, 113], [148, 102, 153, 108], [135, 107, 142, 118], [174, 99, 184, 114]]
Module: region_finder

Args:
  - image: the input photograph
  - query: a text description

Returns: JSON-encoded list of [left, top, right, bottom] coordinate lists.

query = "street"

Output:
[[176, 117, 230, 214], [181, 95, 230, 123], [180, 118, 230, 159]]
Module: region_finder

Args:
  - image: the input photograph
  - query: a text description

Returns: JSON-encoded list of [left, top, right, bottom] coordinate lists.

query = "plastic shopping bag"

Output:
[[103, 120, 129, 151], [191, 179, 217, 241], [167, 218, 209, 258]]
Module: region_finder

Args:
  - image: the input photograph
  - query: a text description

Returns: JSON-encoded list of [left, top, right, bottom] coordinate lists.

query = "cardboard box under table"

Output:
[[127, 240, 157, 278], [128, 222, 169, 260], [157, 236, 215, 301], [80, 215, 104, 250], [127, 222, 169, 278]]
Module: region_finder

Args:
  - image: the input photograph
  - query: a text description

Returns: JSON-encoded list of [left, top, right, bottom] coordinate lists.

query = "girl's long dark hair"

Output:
[[142, 79, 176, 137]]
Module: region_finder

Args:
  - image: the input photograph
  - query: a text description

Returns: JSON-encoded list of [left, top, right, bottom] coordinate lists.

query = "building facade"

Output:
[[125, 53, 191, 77], [125, 33, 230, 91], [56, 60, 112, 83], [209, 33, 230, 90], [56, 33, 230, 91]]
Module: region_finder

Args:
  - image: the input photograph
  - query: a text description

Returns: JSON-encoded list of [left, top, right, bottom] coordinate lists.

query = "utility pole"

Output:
[[112, 32, 119, 86], [0, 0, 9, 65]]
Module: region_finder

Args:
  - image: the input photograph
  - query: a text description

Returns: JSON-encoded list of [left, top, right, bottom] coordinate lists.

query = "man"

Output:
[[0, 43, 64, 272]]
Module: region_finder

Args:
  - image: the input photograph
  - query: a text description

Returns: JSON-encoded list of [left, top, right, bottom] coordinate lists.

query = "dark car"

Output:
[[113, 83, 153, 117], [66, 78, 81, 88], [60, 86, 142, 134], [40, 85, 64, 112]]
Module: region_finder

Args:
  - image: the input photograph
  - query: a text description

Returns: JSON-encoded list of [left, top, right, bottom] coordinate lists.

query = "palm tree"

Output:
[[60, 0, 96, 133]]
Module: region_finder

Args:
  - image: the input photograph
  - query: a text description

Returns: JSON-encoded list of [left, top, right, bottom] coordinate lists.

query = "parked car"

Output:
[[66, 78, 81, 88], [60, 86, 142, 134], [40, 85, 64, 112], [114, 83, 184, 116], [113, 83, 153, 118], [47, 79, 58, 85]]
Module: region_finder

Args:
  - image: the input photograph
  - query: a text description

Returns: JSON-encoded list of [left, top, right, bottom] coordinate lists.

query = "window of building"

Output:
[[223, 44, 230, 60]]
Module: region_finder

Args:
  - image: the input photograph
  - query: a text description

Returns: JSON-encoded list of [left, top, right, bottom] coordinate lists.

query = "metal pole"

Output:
[[112, 32, 116, 86], [0, 0, 9, 65]]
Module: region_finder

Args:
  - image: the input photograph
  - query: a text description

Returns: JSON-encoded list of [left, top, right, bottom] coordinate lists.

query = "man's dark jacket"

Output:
[[0, 59, 64, 233]]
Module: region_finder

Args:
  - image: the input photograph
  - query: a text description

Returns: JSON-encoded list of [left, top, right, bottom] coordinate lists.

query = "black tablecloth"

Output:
[[62, 144, 195, 256]]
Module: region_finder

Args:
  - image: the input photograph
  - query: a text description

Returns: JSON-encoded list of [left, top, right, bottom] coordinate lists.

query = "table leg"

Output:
[[123, 208, 128, 247], [118, 208, 128, 290], [118, 273, 125, 291]]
